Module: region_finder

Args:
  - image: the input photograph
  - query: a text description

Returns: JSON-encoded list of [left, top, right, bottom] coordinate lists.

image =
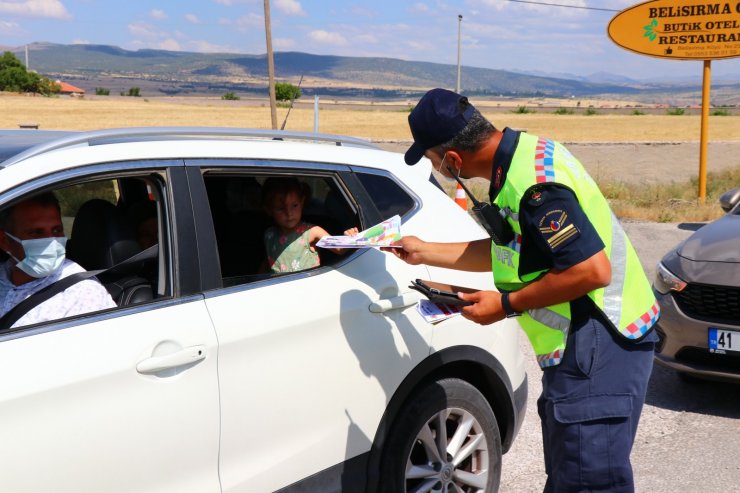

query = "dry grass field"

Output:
[[2, 93, 740, 142]]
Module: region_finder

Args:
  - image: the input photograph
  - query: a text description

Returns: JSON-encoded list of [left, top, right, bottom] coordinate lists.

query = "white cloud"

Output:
[[0, 19, 25, 35], [0, 0, 71, 19], [275, 0, 305, 16], [184, 13, 200, 24], [212, 0, 257, 5], [128, 21, 184, 51], [477, 0, 588, 17], [158, 38, 181, 51], [128, 21, 158, 39], [274, 37, 296, 50], [221, 13, 263, 32], [189, 40, 238, 53], [355, 34, 378, 45], [408, 2, 429, 14], [149, 9, 167, 20], [406, 39, 434, 51], [308, 30, 348, 46], [476, 0, 507, 10]]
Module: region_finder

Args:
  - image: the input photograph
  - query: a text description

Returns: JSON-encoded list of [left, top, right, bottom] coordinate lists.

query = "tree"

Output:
[[274, 82, 301, 102], [222, 91, 240, 100], [0, 51, 24, 71], [0, 51, 59, 95]]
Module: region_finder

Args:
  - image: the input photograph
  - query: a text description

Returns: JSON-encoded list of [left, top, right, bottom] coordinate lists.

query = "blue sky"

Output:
[[1, 0, 739, 81]]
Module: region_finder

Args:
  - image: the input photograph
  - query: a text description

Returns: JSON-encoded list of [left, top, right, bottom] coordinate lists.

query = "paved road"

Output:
[[500, 222, 740, 493]]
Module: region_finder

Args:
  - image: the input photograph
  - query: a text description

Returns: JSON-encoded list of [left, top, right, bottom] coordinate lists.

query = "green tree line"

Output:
[[0, 51, 60, 95]]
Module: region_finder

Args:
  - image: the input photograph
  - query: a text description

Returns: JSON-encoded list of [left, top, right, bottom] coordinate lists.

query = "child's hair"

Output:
[[261, 177, 306, 207]]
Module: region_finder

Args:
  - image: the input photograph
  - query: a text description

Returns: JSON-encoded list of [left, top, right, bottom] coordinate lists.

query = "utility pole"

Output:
[[25, 44, 29, 70], [263, 0, 278, 130], [456, 14, 462, 94]]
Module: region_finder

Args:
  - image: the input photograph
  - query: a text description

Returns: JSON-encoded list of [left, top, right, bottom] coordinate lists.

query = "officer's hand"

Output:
[[459, 290, 506, 325], [383, 235, 427, 265]]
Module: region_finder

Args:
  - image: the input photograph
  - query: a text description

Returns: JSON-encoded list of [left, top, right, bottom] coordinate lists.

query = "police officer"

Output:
[[390, 88, 659, 493]]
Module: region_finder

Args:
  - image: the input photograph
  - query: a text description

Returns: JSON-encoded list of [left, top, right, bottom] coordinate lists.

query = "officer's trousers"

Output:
[[537, 313, 657, 493]]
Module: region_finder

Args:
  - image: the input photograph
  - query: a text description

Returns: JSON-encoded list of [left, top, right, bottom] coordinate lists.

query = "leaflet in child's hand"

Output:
[[316, 215, 403, 249]]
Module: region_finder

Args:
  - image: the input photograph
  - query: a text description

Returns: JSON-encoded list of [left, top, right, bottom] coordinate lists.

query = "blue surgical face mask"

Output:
[[5, 232, 67, 279]]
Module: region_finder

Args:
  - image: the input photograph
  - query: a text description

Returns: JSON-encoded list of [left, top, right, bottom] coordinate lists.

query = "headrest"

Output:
[[67, 199, 140, 270]]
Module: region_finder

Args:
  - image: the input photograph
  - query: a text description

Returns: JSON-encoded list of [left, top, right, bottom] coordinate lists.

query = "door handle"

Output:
[[136, 345, 207, 374], [369, 292, 421, 313]]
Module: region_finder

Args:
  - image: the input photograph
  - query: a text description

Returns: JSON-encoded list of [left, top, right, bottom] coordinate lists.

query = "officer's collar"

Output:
[[489, 127, 520, 201]]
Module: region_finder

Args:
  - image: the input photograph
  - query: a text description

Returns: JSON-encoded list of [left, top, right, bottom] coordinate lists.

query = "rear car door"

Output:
[[189, 160, 432, 492], [0, 162, 221, 493]]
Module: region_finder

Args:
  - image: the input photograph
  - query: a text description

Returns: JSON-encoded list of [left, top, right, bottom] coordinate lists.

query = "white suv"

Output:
[[0, 128, 527, 493]]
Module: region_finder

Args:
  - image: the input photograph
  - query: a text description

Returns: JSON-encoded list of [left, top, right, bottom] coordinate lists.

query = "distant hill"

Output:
[[5, 42, 736, 102]]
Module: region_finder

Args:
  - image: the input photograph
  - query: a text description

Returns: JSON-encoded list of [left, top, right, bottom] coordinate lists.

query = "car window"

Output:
[[0, 173, 169, 332], [355, 172, 416, 219], [56, 179, 119, 234], [202, 171, 359, 287]]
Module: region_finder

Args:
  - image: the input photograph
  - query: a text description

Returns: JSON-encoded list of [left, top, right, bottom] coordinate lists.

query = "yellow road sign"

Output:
[[608, 0, 740, 60]]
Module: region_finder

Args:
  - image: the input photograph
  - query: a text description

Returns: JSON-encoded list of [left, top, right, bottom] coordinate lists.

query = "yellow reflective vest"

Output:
[[491, 133, 659, 368]]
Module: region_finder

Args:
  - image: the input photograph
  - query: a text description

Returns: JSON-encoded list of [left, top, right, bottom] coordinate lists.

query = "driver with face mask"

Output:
[[0, 192, 115, 329]]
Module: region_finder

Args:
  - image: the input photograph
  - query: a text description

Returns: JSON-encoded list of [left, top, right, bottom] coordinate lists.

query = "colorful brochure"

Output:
[[316, 215, 402, 249]]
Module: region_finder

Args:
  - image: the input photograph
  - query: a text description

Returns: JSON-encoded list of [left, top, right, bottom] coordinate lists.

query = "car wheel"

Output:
[[379, 378, 502, 493]]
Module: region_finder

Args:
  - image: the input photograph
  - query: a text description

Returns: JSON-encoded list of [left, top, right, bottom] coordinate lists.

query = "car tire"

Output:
[[379, 378, 502, 493], [677, 371, 702, 384]]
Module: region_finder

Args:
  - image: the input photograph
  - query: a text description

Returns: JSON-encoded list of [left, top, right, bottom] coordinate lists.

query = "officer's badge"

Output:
[[528, 188, 545, 206], [538, 209, 579, 250]]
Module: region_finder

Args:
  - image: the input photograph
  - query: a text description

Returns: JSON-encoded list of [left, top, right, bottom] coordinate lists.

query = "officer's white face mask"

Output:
[[5, 232, 67, 278]]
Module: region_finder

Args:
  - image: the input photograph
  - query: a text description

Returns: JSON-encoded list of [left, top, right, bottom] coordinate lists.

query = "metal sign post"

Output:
[[608, 0, 740, 203]]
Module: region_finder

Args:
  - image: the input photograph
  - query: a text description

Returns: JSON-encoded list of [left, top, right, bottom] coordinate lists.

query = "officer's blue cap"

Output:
[[405, 88, 475, 165]]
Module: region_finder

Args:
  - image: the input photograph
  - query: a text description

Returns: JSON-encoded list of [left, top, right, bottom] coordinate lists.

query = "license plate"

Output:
[[708, 328, 740, 354]]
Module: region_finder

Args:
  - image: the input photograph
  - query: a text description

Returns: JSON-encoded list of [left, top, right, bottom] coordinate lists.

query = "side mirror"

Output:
[[719, 188, 740, 213]]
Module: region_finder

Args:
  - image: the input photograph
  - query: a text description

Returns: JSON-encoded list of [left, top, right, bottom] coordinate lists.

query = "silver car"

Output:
[[653, 188, 740, 382]]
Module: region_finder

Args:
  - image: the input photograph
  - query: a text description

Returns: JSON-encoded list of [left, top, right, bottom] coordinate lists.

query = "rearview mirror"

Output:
[[719, 188, 740, 213]]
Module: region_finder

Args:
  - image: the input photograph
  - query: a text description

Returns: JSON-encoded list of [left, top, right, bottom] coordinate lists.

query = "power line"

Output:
[[506, 0, 620, 12]]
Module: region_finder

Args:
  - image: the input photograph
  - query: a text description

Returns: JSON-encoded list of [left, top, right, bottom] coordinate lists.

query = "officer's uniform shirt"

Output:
[[490, 128, 605, 321]]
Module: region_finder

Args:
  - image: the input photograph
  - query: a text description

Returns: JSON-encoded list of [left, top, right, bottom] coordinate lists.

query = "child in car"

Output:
[[261, 177, 357, 273]]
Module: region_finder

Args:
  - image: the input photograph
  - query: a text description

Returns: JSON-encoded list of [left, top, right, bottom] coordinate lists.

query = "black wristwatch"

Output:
[[501, 292, 522, 318]]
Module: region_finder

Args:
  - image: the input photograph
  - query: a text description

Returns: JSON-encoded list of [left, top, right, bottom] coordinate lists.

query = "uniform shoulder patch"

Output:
[[537, 208, 580, 251], [527, 187, 546, 207]]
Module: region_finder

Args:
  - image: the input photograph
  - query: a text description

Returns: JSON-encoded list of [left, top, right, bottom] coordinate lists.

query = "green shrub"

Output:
[[712, 109, 730, 116], [631, 109, 645, 115], [666, 107, 685, 115], [512, 105, 534, 114], [126, 87, 141, 97], [584, 107, 598, 115], [95, 87, 110, 96], [222, 91, 240, 100], [275, 82, 301, 101], [554, 107, 574, 115]]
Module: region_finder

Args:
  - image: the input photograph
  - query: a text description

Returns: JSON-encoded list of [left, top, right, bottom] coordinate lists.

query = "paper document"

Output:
[[416, 299, 463, 324], [316, 215, 402, 249]]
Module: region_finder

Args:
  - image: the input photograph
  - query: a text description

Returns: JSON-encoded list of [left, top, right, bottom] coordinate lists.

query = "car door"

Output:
[[0, 163, 221, 493], [190, 161, 432, 492]]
